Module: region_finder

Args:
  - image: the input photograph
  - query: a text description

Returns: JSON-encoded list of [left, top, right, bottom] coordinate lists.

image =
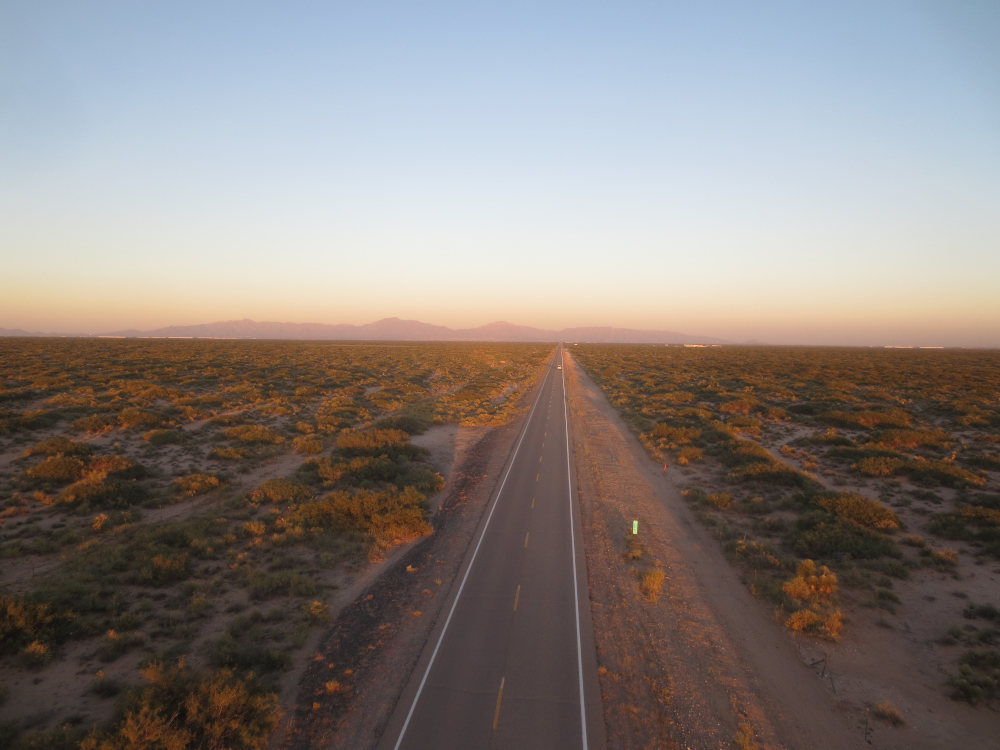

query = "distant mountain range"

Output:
[[0, 318, 730, 344]]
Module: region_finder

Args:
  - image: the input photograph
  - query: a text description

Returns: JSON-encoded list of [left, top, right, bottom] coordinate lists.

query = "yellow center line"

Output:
[[493, 677, 505, 730], [531, 497, 534, 508], [524, 532, 529, 547], [536, 473, 539, 481], [513, 585, 520, 610], [539, 456, 543, 462]]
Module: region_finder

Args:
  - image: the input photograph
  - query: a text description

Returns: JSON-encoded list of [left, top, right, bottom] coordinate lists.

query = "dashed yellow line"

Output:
[[531, 497, 534, 508], [524, 532, 529, 547], [513, 585, 520, 611]]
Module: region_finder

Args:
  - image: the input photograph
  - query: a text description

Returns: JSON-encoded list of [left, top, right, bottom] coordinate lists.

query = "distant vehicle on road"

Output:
[[557, 365, 562, 369]]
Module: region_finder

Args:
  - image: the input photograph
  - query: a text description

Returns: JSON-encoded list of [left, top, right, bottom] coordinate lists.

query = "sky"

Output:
[[1, 1, 998, 346]]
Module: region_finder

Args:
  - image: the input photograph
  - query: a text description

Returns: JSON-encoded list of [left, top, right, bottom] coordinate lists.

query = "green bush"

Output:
[[59, 478, 148, 510], [906, 461, 986, 488], [950, 650, 1000, 704], [244, 570, 317, 600], [788, 512, 901, 560], [964, 603, 1000, 622], [207, 633, 292, 674]]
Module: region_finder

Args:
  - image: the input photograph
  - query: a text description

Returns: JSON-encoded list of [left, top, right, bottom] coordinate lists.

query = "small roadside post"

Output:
[[632, 520, 638, 535]]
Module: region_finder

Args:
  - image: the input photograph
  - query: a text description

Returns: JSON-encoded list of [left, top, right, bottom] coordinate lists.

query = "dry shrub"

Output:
[[726, 539, 784, 570], [23, 436, 92, 457], [289, 486, 431, 559], [223, 425, 285, 444], [783, 560, 842, 640], [783, 560, 838, 603], [641, 568, 666, 601], [242, 521, 267, 538], [677, 446, 703, 464], [210, 447, 247, 460], [720, 398, 761, 416], [250, 479, 311, 504], [922, 547, 958, 570], [817, 492, 900, 531], [73, 414, 117, 432], [876, 428, 949, 449], [88, 455, 145, 479], [906, 460, 986, 488], [734, 721, 759, 750], [24, 455, 87, 484], [143, 429, 186, 446], [139, 554, 190, 586], [855, 456, 906, 477], [119, 407, 164, 430], [80, 660, 281, 750], [872, 700, 905, 726], [705, 493, 733, 510], [336, 428, 409, 456], [651, 424, 701, 443], [20, 639, 51, 667], [292, 436, 323, 454], [820, 409, 912, 429], [59, 477, 148, 510], [174, 473, 222, 497]]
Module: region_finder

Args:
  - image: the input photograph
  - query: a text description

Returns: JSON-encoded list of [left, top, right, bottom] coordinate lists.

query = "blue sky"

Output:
[[1, 1, 998, 345]]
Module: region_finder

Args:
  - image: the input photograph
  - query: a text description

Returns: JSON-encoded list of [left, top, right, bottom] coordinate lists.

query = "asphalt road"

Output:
[[376, 346, 605, 750]]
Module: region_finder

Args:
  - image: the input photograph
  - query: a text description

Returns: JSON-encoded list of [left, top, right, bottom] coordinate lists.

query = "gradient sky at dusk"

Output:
[[1, 1, 998, 346]]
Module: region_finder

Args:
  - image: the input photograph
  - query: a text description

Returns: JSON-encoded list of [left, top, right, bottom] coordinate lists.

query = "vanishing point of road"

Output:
[[377, 345, 606, 750]]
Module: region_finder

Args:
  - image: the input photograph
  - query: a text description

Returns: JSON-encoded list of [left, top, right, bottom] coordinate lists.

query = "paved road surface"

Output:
[[376, 346, 605, 750]]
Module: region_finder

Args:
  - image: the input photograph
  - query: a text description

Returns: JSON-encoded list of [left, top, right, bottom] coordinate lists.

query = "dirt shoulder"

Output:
[[281, 363, 552, 750], [564, 352, 867, 750]]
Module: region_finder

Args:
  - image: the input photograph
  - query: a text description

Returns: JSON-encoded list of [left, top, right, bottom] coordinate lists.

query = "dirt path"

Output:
[[564, 352, 867, 750]]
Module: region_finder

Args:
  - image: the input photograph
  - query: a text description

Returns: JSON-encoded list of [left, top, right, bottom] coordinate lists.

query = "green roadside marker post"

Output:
[[632, 520, 638, 535]]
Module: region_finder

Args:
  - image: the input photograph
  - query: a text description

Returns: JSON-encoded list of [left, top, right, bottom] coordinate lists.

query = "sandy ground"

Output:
[[563, 352, 1000, 749], [0, 415, 480, 737]]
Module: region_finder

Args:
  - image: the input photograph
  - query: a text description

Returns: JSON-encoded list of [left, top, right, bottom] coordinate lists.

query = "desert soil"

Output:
[[563, 351, 1000, 750], [280, 373, 549, 749]]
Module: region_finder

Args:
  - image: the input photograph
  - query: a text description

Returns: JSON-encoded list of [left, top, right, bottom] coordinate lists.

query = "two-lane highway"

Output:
[[377, 345, 605, 750]]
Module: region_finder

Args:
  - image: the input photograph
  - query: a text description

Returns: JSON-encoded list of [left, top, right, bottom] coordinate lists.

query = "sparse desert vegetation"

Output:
[[0, 338, 548, 746], [572, 344, 1000, 706]]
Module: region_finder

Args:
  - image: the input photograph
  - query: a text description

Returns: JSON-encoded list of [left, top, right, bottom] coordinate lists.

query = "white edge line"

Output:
[[562, 345, 589, 750], [391, 353, 553, 750]]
